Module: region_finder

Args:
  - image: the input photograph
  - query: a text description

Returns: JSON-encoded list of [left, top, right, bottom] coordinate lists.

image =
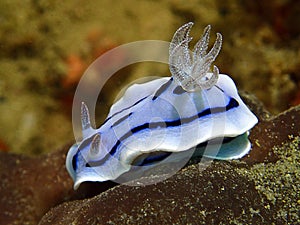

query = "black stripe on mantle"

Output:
[[87, 97, 239, 167]]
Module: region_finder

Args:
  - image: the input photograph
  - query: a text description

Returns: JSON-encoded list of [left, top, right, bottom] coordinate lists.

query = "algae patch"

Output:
[[236, 136, 300, 223]]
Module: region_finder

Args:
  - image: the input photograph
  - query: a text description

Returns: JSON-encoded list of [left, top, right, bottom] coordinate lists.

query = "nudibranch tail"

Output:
[[169, 23, 222, 92]]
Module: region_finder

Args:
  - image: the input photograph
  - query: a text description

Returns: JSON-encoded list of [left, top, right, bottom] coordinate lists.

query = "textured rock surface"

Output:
[[0, 147, 74, 225], [39, 163, 278, 224], [0, 144, 116, 225]]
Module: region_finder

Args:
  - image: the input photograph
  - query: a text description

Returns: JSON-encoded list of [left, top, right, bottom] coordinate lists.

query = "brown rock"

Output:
[[39, 162, 279, 225], [0, 147, 74, 225], [245, 102, 300, 165], [0, 145, 117, 225]]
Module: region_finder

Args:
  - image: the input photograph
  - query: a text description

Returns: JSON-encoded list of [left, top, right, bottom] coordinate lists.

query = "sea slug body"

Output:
[[66, 22, 258, 189]]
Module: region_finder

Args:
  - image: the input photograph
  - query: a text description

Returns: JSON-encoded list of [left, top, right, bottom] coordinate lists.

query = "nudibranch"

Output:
[[66, 22, 258, 189]]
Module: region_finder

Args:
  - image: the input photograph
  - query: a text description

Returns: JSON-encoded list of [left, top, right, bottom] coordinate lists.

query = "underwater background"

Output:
[[0, 0, 299, 224]]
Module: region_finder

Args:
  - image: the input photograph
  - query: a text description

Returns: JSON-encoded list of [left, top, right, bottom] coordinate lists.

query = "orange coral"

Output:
[[0, 139, 9, 152], [62, 28, 118, 88], [62, 55, 86, 88], [291, 90, 300, 106]]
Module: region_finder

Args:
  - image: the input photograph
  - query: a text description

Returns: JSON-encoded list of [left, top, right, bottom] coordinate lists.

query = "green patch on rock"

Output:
[[236, 136, 300, 223]]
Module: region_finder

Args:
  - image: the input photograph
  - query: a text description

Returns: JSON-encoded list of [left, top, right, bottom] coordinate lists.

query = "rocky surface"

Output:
[[39, 163, 277, 225], [0, 93, 299, 225], [0, 145, 74, 225]]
